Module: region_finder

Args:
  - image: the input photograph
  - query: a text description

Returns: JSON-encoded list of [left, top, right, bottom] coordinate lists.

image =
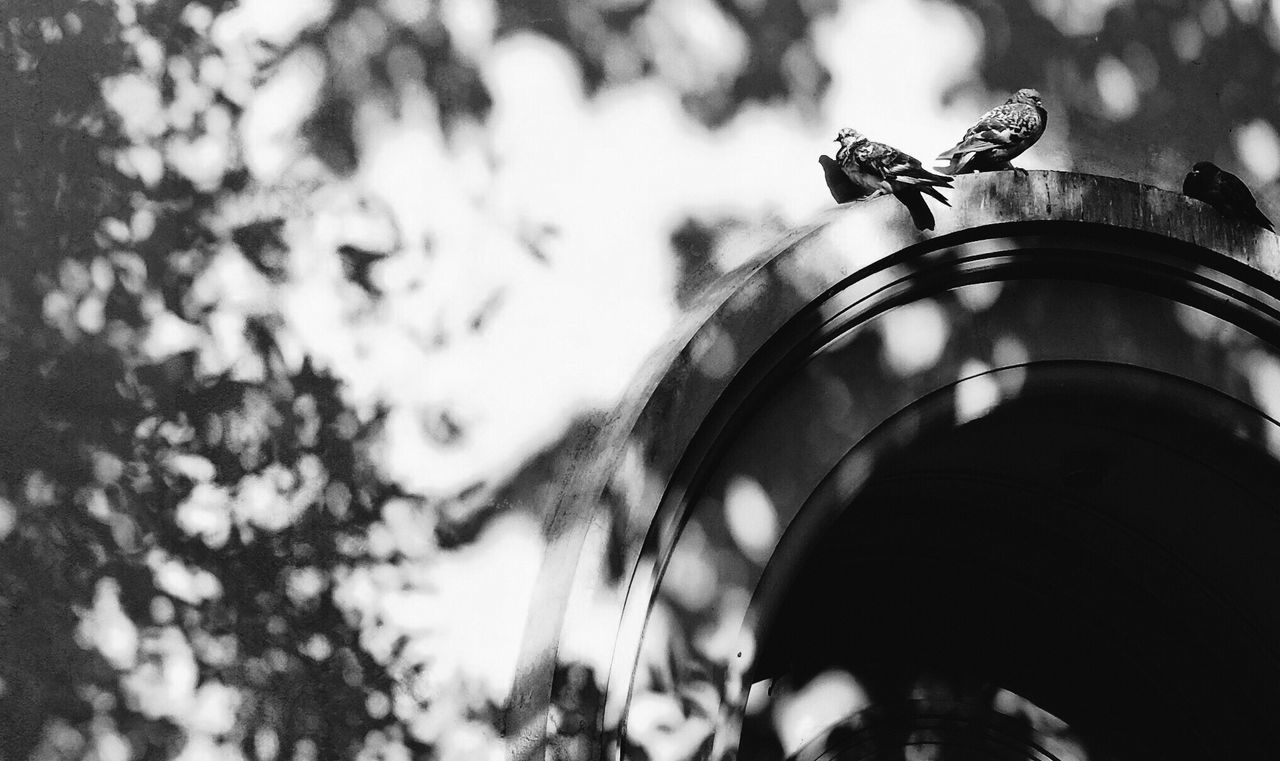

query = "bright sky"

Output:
[[332, 0, 1002, 499]]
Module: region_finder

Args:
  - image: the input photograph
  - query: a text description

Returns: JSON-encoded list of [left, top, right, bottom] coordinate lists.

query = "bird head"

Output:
[[1010, 88, 1043, 108], [1183, 161, 1218, 194], [834, 127, 865, 147]]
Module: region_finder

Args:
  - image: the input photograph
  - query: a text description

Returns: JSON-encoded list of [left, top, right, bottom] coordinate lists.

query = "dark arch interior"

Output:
[[748, 384, 1280, 761]]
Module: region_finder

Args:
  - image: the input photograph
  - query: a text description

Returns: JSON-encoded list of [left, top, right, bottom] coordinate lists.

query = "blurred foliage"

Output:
[[1, 0, 409, 758], [286, 0, 839, 179], [497, 0, 836, 124], [6, 0, 1280, 760]]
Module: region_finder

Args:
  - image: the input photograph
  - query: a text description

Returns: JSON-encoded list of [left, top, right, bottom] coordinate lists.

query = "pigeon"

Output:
[[1183, 161, 1274, 232], [935, 88, 1047, 175], [819, 154, 872, 204], [832, 127, 954, 231]]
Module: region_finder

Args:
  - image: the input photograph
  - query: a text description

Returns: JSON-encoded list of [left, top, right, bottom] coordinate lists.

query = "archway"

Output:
[[505, 171, 1280, 761]]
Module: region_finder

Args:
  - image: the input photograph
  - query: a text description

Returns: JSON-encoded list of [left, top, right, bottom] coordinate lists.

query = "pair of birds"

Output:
[[821, 88, 1274, 233], [820, 88, 1048, 230]]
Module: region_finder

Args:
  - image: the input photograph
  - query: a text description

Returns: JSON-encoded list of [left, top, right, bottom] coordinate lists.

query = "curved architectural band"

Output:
[[506, 171, 1280, 761]]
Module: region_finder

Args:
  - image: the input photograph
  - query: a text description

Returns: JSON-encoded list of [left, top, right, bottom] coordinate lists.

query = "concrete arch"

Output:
[[505, 171, 1280, 761]]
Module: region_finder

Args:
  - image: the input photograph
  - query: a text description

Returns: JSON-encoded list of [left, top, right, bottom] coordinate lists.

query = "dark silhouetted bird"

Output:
[[832, 128, 954, 231], [936, 88, 1047, 175], [819, 154, 870, 204], [1183, 161, 1274, 232]]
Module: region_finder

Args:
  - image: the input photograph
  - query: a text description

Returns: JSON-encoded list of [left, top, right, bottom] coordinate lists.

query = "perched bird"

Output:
[[935, 88, 1047, 175], [832, 127, 954, 231], [1183, 161, 1274, 232], [818, 154, 871, 204]]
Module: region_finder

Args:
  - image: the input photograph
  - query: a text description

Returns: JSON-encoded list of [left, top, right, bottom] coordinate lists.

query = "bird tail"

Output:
[[920, 184, 952, 207], [1254, 207, 1275, 232], [937, 134, 1001, 160], [894, 165, 954, 189], [936, 144, 993, 175], [894, 189, 936, 231], [936, 153, 968, 175]]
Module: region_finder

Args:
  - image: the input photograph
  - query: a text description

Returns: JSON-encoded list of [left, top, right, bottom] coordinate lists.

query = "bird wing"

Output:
[[864, 142, 953, 187], [1217, 170, 1262, 211], [937, 102, 1042, 159], [919, 184, 952, 207], [849, 141, 953, 230], [1218, 170, 1275, 230]]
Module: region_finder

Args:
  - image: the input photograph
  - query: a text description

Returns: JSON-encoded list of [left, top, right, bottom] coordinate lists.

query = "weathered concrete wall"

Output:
[[505, 170, 1280, 761]]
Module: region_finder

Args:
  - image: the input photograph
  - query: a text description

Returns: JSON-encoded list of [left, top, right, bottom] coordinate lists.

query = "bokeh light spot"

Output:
[[1234, 118, 1280, 183], [724, 475, 779, 564], [879, 300, 949, 376], [0, 496, 14, 541], [773, 670, 870, 756], [1095, 55, 1139, 120], [1242, 351, 1280, 458], [691, 323, 738, 379], [663, 522, 719, 611], [955, 281, 1002, 312], [992, 335, 1030, 396], [956, 359, 999, 424], [1171, 17, 1204, 60]]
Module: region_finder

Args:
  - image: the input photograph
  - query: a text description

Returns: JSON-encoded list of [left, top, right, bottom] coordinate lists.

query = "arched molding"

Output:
[[505, 171, 1280, 761]]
